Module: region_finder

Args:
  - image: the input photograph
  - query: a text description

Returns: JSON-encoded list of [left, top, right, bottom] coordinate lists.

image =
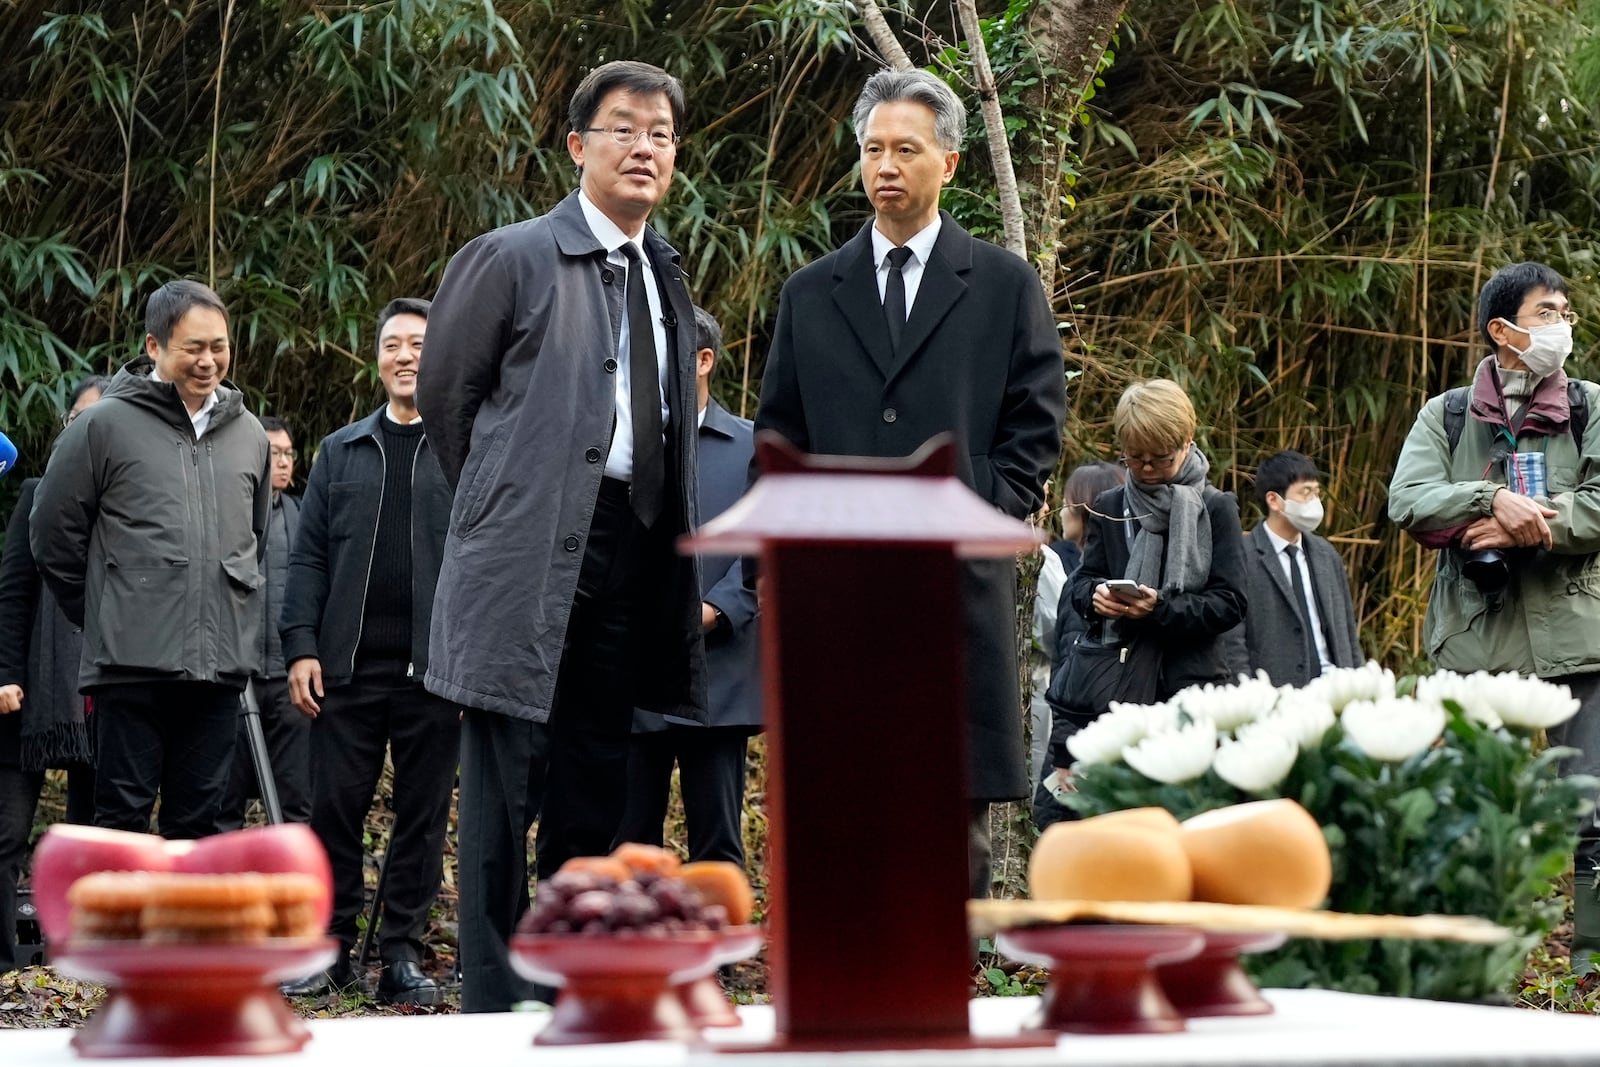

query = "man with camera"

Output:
[[1390, 260, 1600, 974]]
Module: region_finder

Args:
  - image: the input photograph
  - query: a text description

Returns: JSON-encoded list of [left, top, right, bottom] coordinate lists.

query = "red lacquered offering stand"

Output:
[[997, 925, 1205, 1035], [1159, 930, 1286, 1017], [678, 927, 764, 1029], [509, 932, 722, 1046], [52, 938, 337, 1058]]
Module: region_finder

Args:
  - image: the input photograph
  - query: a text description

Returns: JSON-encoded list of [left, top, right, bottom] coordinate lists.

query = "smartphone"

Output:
[[1104, 579, 1145, 602]]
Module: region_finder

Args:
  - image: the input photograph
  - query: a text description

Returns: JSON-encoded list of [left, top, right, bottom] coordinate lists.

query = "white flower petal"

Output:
[[1067, 702, 1155, 765], [1303, 661, 1397, 712], [1213, 730, 1299, 792], [1243, 696, 1337, 752], [1173, 671, 1280, 732], [1123, 719, 1217, 784], [1341, 697, 1446, 762], [1413, 670, 1501, 728], [1482, 672, 1582, 730]]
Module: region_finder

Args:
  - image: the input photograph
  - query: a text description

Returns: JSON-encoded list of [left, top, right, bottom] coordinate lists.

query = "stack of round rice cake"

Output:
[[67, 871, 325, 943]]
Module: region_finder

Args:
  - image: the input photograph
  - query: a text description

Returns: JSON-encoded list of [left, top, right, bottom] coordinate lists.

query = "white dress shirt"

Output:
[[578, 191, 670, 482], [1264, 524, 1334, 671], [871, 216, 942, 317]]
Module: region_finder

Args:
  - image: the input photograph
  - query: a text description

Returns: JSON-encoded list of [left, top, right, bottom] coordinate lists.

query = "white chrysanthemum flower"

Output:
[[1213, 729, 1299, 792], [1341, 697, 1446, 762], [1174, 671, 1280, 732], [1243, 694, 1337, 752], [1123, 719, 1217, 784], [1303, 661, 1397, 712], [1067, 702, 1156, 765], [1479, 672, 1582, 730], [1413, 670, 1500, 728]]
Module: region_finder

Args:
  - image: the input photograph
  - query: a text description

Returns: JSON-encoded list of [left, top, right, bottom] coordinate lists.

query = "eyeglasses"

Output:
[[1120, 450, 1183, 472], [580, 124, 679, 151], [60, 409, 84, 429], [1518, 309, 1580, 327], [271, 448, 297, 461]]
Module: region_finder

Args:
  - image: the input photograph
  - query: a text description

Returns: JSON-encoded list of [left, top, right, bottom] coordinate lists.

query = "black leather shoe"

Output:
[[282, 955, 356, 997], [377, 960, 445, 1006]]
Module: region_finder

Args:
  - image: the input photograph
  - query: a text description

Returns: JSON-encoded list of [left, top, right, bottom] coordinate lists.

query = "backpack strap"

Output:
[[1443, 386, 1470, 455], [1568, 379, 1590, 448]]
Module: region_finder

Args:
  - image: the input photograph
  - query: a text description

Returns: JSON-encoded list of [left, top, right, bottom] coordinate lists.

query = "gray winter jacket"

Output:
[[30, 356, 271, 690]]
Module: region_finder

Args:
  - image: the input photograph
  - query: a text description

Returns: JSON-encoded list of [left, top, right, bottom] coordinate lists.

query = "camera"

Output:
[[1460, 548, 1511, 593]]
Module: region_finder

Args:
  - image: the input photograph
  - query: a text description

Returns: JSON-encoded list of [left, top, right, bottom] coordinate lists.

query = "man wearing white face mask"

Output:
[[1241, 451, 1363, 685], [1391, 260, 1600, 974]]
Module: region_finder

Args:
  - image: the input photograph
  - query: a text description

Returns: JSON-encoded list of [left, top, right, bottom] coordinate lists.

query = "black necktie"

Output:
[[1284, 544, 1322, 680], [620, 244, 664, 528], [883, 246, 913, 357]]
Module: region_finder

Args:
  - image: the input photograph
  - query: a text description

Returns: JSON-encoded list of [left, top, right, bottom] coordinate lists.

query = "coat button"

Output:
[[603, 358, 618, 373], [601, 268, 615, 284], [564, 535, 580, 552], [882, 408, 898, 423], [585, 447, 601, 463]]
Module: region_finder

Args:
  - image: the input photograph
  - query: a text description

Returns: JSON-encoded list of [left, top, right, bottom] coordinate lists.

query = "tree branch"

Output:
[[955, 0, 1026, 261], [859, 0, 915, 71]]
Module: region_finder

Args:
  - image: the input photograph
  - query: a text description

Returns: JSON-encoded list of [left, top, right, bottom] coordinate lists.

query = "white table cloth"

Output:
[[6, 990, 1600, 1065]]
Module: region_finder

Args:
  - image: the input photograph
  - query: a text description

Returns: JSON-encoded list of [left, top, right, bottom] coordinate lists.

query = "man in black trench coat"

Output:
[[752, 69, 1066, 896], [418, 61, 707, 1012]]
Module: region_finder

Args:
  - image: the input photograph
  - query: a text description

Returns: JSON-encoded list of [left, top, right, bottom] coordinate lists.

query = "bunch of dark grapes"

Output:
[[518, 869, 730, 936]]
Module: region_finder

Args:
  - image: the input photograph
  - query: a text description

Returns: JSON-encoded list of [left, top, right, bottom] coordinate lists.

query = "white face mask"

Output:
[[1281, 496, 1324, 535], [1499, 318, 1573, 378]]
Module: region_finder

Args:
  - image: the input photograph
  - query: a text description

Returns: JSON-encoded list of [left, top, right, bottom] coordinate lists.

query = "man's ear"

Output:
[[696, 347, 715, 376], [1265, 490, 1284, 514], [144, 334, 160, 359], [567, 129, 586, 169], [1486, 317, 1517, 349]]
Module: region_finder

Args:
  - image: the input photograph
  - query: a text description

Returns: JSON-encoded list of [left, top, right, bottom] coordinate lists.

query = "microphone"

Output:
[[0, 431, 15, 479]]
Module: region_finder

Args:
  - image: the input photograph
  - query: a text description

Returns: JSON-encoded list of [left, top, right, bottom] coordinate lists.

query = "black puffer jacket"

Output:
[[30, 357, 271, 690]]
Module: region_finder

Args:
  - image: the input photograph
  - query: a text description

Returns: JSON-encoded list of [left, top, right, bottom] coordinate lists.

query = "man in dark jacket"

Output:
[[31, 281, 270, 841], [419, 61, 707, 1012], [1241, 450, 1363, 685], [217, 415, 308, 829], [616, 307, 759, 865], [278, 298, 457, 1005], [752, 69, 1065, 898]]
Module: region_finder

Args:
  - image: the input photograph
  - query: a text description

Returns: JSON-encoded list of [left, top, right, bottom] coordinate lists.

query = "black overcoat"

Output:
[[754, 213, 1066, 799], [418, 192, 707, 723]]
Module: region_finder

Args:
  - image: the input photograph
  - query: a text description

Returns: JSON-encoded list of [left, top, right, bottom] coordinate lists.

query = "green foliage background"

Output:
[[2, 0, 1599, 671]]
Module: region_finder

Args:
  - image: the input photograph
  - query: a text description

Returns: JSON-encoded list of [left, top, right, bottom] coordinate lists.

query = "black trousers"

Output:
[[616, 726, 750, 865], [0, 761, 93, 970], [91, 682, 239, 840], [217, 677, 312, 830], [458, 477, 661, 1012], [1547, 672, 1600, 875], [309, 659, 459, 964]]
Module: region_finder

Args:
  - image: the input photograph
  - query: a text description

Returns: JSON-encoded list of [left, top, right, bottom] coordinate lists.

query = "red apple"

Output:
[[174, 824, 333, 928], [30, 825, 174, 943]]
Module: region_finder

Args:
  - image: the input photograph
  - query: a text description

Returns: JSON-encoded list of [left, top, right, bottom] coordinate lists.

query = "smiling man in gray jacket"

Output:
[[31, 280, 270, 840]]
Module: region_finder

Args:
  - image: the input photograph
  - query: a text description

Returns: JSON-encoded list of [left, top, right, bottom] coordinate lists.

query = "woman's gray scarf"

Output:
[[1117, 446, 1214, 634]]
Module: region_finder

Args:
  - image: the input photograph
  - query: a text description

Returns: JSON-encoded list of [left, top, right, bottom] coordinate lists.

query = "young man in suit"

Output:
[[616, 306, 760, 865], [752, 69, 1065, 897], [1242, 450, 1362, 685], [419, 61, 708, 1012]]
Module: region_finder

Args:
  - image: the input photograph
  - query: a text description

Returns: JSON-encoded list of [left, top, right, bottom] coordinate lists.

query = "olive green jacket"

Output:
[[1388, 378, 1600, 678]]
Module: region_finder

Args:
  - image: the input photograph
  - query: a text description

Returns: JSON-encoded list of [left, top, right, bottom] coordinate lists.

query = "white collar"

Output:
[[384, 403, 422, 425], [1263, 522, 1302, 555], [871, 215, 942, 270], [150, 366, 219, 420], [578, 190, 647, 254]]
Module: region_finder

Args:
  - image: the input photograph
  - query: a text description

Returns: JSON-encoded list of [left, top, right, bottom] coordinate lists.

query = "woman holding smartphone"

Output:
[[1066, 378, 1249, 704]]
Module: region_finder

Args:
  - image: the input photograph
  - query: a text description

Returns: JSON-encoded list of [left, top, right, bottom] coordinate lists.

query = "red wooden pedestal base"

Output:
[[678, 928, 765, 1029], [1158, 930, 1285, 1017], [998, 925, 1205, 1035], [509, 932, 721, 1046], [53, 939, 336, 1058]]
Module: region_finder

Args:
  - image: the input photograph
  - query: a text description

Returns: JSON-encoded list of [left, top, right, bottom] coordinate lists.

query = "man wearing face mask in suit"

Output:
[[1390, 260, 1600, 974], [1240, 450, 1363, 686]]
